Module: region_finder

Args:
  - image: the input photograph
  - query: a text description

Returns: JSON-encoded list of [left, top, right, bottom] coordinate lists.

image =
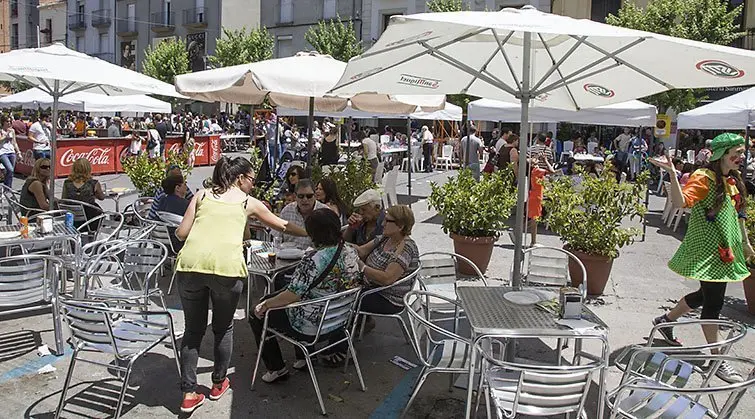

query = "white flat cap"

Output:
[[353, 189, 382, 207]]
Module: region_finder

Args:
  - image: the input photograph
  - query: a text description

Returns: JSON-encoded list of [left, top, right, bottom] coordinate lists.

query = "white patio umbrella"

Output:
[[0, 43, 183, 202], [174, 51, 446, 168], [677, 86, 755, 129], [329, 6, 755, 299], [0, 87, 172, 113]]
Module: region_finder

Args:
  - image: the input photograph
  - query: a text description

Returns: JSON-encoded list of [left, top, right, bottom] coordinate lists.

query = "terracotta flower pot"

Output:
[[743, 271, 755, 315], [450, 233, 496, 275], [564, 245, 614, 296]]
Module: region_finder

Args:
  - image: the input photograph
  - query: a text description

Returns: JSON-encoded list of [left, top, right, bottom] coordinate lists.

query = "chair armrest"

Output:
[[647, 319, 747, 351]]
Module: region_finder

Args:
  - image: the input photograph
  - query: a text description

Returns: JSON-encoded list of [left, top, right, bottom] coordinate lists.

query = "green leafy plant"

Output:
[[427, 168, 517, 237], [311, 159, 377, 214], [122, 151, 192, 197], [745, 199, 755, 245], [543, 165, 648, 259], [208, 26, 274, 68], [426, 0, 464, 12], [304, 16, 363, 62], [142, 38, 190, 84]]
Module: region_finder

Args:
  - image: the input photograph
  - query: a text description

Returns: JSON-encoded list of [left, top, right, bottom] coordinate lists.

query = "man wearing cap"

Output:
[[272, 179, 328, 250], [344, 189, 385, 246]]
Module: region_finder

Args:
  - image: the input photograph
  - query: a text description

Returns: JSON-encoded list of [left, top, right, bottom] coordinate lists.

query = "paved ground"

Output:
[[1, 153, 754, 418]]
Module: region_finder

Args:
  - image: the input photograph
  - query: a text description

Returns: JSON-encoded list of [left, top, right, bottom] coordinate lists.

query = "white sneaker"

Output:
[[292, 359, 308, 370], [261, 368, 289, 383], [714, 361, 744, 384]]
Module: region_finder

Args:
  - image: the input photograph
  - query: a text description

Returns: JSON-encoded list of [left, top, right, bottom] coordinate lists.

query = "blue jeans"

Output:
[[0, 153, 15, 188], [33, 150, 50, 160]]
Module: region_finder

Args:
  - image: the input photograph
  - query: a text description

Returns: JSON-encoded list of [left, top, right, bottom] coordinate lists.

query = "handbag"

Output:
[[260, 240, 344, 302]]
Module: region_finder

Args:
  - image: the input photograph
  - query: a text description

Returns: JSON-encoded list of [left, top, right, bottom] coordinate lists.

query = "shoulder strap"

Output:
[[303, 240, 344, 297]]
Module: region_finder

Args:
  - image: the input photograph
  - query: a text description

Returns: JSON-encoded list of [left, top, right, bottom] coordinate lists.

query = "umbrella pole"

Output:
[[407, 118, 412, 201], [306, 97, 315, 176], [347, 116, 353, 163], [49, 81, 59, 208], [511, 31, 532, 291], [745, 125, 750, 180]]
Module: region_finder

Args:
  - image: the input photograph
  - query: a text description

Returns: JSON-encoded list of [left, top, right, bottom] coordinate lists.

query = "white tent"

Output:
[[468, 98, 656, 126], [677, 87, 755, 129], [276, 102, 463, 121], [0, 87, 172, 113]]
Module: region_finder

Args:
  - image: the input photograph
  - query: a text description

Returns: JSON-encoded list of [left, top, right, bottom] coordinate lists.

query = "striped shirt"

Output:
[[527, 143, 554, 170]]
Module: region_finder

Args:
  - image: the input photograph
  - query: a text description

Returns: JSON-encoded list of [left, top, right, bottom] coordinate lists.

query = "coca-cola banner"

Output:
[[56, 140, 117, 177]]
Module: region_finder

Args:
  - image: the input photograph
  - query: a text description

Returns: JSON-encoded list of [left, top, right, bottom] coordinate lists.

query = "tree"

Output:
[[142, 38, 190, 85], [0, 80, 32, 94], [304, 16, 363, 62], [426, 0, 464, 12], [208, 27, 275, 68], [607, 0, 745, 112]]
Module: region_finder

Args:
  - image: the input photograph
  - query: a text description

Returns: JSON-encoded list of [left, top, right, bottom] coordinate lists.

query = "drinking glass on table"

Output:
[[273, 237, 282, 251]]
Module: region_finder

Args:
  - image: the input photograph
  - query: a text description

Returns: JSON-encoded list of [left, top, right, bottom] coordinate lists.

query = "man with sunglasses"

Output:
[[272, 179, 327, 250]]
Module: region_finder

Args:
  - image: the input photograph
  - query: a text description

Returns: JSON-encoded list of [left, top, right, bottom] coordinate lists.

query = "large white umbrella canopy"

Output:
[[0, 43, 183, 202], [277, 102, 462, 121], [468, 98, 656, 126], [329, 5, 755, 306], [0, 87, 172, 113], [677, 87, 755, 129]]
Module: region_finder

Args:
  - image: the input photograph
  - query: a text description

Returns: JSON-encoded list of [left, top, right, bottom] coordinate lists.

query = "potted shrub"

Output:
[[743, 200, 755, 314], [543, 166, 648, 295], [122, 150, 191, 197], [428, 168, 517, 275]]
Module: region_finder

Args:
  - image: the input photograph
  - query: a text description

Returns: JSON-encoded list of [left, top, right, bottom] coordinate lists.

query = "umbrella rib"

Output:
[[537, 33, 580, 110], [58, 81, 78, 95], [462, 40, 504, 94], [576, 36, 672, 88], [530, 36, 587, 92], [330, 28, 488, 93], [491, 30, 520, 89], [419, 42, 519, 96], [37, 78, 53, 95], [534, 62, 622, 96], [532, 38, 645, 95]]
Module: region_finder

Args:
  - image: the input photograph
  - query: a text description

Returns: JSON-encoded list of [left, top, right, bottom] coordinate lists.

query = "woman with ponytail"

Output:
[[174, 156, 307, 413], [650, 133, 755, 384]]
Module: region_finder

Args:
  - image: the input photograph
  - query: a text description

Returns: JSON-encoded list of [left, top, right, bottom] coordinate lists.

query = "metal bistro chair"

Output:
[[60, 212, 124, 290], [477, 333, 608, 419], [58, 198, 98, 228], [251, 287, 365, 416], [351, 264, 422, 343], [0, 254, 65, 355], [516, 245, 587, 299], [154, 212, 183, 295], [55, 298, 180, 419], [607, 353, 755, 419], [85, 239, 169, 311], [402, 290, 481, 416], [124, 197, 154, 225], [0, 184, 20, 224]]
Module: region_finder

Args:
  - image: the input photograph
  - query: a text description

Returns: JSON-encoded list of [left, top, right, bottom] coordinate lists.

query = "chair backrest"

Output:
[[442, 144, 453, 158], [563, 141, 574, 152], [58, 298, 142, 359], [587, 142, 597, 154], [404, 290, 470, 367], [79, 211, 124, 242], [150, 223, 176, 254], [0, 184, 20, 224], [0, 254, 61, 309], [380, 134, 391, 145], [419, 251, 487, 287], [131, 197, 154, 223], [411, 145, 421, 161], [385, 166, 399, 207], [518, 245, 587, 298], [85, 239, 167, 291], [57, 199, 88, 224], [294, 287, 361, 345], [121, 223, 156, 241], [374, 161, 385, 184], [157, 211, 183, 227], [687, 149, 696, 162]]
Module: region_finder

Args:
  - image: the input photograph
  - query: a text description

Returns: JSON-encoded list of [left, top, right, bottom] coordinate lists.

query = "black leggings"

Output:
[[684, 281, 727, 320]]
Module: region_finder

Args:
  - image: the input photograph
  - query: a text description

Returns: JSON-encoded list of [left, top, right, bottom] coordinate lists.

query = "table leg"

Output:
[[597, 338, 610, 419], [465, 337, 479, 419], [72, 238, 82, 298]]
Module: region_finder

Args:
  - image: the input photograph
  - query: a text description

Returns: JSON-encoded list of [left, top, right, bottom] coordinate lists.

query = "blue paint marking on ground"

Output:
[[369, 367, 421, 419], [0, 347, 73, 385]]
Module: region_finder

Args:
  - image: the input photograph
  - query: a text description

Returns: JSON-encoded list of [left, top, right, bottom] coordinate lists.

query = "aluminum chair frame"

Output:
[[517, 245, 588, 299], [55, 298, 180, 419], [251, 287, 365, 415], [57, 198, 101, 227], [0, 254, 65, 354], [476, 332, 608, 419], [351, 264, 422, 343], [0, 184, 21, 224], [128, 197, 154, 224], [607, 353, 755, 419], [1, 184, 42, 223], [155, 212, 184, 295]]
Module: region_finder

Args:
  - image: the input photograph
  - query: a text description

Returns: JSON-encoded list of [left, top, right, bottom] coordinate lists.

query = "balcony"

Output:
[[183, 7, 208, 28], [91, 52, 115, 63], [116, 19, 138, 36], [150, 12, 175, 32], [92, 9, 112, 28], [68, 13, 86, 31], [10, 3, 18, 18]]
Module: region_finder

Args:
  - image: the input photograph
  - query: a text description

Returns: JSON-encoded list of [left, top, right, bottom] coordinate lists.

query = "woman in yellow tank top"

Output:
[[174, 156, 307, 413]]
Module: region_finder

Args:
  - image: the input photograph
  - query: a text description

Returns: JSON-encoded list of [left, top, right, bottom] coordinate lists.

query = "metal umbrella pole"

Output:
[[48, 80, 59, 206], [406, 118, 412, 200], [306, 97, 315, 176]]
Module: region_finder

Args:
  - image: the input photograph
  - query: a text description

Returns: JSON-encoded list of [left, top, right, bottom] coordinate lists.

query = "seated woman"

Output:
[[250, 209, 363, 382], [353, 205, 419, 322], [62, 158, 105, 224], [315, 178, 349, 224], [19, 158, 52, 216], [275, 164, 306, 202]]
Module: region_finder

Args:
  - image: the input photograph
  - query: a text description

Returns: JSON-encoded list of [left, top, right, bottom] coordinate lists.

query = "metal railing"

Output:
[[116, 19, 137, 34], [68, 13, 86, 30], [92, 9, 112, 27], [150, 11, 175, 29], [183, 7, 208, 26]]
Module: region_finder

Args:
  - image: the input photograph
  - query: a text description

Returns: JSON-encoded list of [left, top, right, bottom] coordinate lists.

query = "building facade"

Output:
[[66, 1, 116, 62], [0, 1, 10, 53], [9, 0, 40, 49], [39, 0, 67, 47]]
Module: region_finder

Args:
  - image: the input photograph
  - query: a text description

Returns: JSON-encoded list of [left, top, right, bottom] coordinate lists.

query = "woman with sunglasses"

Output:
[[277, 164, 305, 200], [19, 158, 52, 215], [174, 156, 307, 414]]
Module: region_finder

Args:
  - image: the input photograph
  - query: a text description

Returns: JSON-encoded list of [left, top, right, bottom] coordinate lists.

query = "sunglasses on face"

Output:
[[385, 218, 396, 224], [297, 193, 314, 199], [40, 165, 50, 169]]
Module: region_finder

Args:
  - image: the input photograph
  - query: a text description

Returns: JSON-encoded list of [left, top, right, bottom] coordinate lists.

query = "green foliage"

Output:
[[305, 17, 363, 62], [142, 38, 190, 85], [122, 151, 193, 197], [0, 80, 32, 94], [426, 0, 464, 12], [208, 27, 275, 68], [745, 199, 755, 245], [427, 168, 518, 237], [311, 159, 377, 214], [607, 0, 744, 112], [543, 165, 648, 259]]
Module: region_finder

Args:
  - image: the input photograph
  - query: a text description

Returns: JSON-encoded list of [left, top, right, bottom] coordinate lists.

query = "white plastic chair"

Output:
[[383, 166, 399, 208], [400, 145, 422, 172], [587, 142, 598, 154], [560, 140, 575, 163], [436, 145, 454, 170], [687, 149, 696, 162], [373, 160, 385, 184]]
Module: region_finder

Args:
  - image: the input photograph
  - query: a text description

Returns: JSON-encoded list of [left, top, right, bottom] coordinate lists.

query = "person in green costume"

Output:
[[650, 133, 754, 384]]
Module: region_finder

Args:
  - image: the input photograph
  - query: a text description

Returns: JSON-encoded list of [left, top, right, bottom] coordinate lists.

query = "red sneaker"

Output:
[[180, 393, 206, 413], [209, 378, 230, 401]]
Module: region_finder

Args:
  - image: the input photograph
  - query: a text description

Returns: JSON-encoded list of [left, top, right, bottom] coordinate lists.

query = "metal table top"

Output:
[[456, 286, 608, 336], [246, 241, 302, 276], [0, 222, 79, 244]]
